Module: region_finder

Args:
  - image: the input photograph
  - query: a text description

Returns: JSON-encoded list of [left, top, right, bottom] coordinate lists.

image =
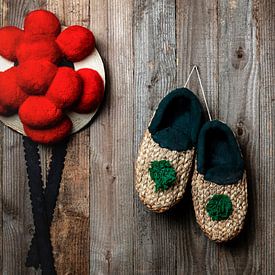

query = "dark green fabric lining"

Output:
[[148, 88, 204, 151], [197, 120, 244, 185]]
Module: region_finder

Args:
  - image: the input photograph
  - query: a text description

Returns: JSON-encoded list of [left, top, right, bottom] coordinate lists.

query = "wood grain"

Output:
[[89, 0, 110, 273], [257, 0, 275, 273], [89, 0, 134, 273], [217, 0, 260, 273], [176, 1, 220, 274], [133, 1, 178, 274], [0, 0, 274, 274], [51, 132, 90, 274], [46, 1, 91, 274]]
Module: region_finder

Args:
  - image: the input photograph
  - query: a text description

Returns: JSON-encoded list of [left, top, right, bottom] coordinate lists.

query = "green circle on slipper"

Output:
[[149, 160, 176, 192], [206, 194, 233, 221]]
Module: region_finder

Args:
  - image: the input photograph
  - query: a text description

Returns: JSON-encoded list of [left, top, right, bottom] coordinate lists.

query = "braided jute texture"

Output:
[[192, 166, 248, 242], [135, 130, 194, 213]]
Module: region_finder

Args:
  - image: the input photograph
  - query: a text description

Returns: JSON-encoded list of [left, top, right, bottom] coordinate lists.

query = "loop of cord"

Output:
[[184, 65, 212, 121]]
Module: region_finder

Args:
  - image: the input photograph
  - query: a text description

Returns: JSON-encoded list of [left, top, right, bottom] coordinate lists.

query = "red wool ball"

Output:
[[19, 96, 63, 129], [46, 67, 82, 109], [74, 69, 104, 113], [17, 60, 58, 95], [0, 26, 23, 61], [56, 26, 95, 62], [23, 116, 72, 144], [0, 68, 28, 115], [24, 10, 61, 37], [16, 35, 62, 64]]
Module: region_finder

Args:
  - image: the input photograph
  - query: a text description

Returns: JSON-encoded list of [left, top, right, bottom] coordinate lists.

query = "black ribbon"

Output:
[[23, 136, 68, 274]]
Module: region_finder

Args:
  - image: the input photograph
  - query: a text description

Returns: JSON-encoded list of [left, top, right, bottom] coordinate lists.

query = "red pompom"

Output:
[[19, 96, 63, 129], [74, 69, 104, 113], [16, 35, 62, 64], [46, 67, 82, 109], [23, 116, 72, 144], [0, 68, 28, 115], [56, 26, 95, 62], [24, 10, 61, 37], [17, 60, 57, 95], [0, 26, 23, 61]]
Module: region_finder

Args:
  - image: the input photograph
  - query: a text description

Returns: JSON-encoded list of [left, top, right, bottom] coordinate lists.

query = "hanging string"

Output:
[[184, 65, 196, 87], [184, 65, 212, 121]]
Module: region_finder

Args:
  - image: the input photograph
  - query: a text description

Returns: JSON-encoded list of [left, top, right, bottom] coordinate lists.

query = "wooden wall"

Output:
[[0, 0, 274, 274]]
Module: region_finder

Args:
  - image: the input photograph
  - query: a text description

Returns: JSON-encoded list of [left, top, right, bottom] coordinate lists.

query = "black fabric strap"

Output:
[[23, 137, 56, 274], [25, 138, 68, 269]]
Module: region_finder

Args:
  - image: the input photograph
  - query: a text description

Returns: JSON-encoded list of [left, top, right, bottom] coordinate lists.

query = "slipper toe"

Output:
[[192, 168, 247, 242], [136, 130, 195, 213]]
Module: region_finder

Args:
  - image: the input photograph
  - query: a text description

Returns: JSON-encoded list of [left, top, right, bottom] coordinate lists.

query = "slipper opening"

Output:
[[197, 120, 244, 184], [148, 88, 204, 151]]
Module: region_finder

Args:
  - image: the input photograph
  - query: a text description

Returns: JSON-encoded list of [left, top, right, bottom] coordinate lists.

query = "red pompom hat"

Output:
[[0, 9, 104, 144]]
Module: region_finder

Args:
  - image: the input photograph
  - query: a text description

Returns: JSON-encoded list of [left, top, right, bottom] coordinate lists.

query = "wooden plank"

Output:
[[1, 2, 42, 275], [176, 1, 219, 274], [257, 0, 275, 273], [176, 0, 219, 117], [50, 132, 90, 274], [89, 0, 134, 273], [2, 130, 24, 274], [133, 1, 178, 274], [88, 0, 110, 274], [46, 1, 91, 274], [0, 0, 7, 25], [217, 0, 260, 273], [0, 2, 5, 274]]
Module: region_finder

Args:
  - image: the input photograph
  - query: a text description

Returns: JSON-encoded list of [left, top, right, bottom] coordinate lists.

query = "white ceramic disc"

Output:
[[0, 48, 105, 135]]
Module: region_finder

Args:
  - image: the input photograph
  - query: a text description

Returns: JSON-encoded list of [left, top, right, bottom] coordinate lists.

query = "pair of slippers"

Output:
[[135, 85, 248, 242]]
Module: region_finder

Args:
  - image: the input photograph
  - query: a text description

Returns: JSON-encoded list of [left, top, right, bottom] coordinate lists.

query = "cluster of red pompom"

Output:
[[0, 10, 104, 144]]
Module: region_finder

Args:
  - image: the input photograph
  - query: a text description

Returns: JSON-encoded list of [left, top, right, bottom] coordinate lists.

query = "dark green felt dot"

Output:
[[149, 160, 176, 192], [206, 194, 233, 221]]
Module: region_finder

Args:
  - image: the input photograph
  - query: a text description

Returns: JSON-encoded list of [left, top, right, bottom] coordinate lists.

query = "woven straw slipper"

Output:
[[135, 88, 204, 213], [192, 120, 247, 242]]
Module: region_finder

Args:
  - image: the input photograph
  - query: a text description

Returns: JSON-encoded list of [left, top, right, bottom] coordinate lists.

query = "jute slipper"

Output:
[[192, 120, 247, 242], [135, 88, 204, 213]]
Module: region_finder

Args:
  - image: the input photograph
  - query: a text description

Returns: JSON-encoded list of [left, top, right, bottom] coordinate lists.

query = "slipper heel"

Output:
[[135, 88, 204, 213], [192, 120, 248, 242]]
